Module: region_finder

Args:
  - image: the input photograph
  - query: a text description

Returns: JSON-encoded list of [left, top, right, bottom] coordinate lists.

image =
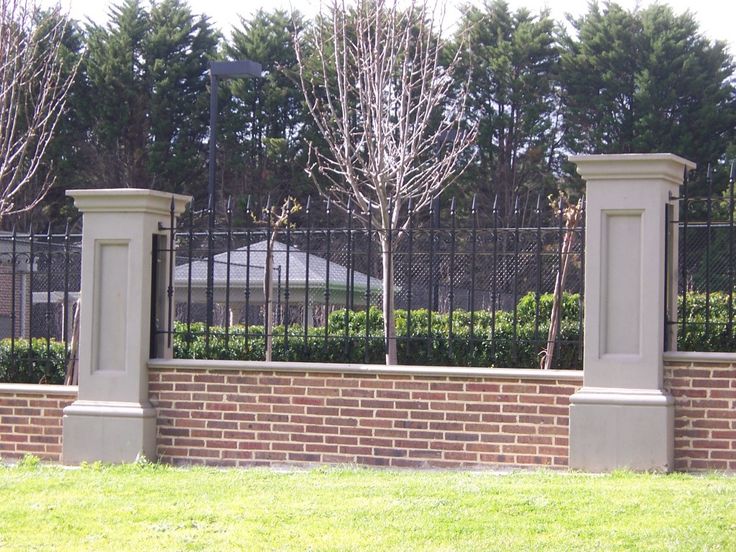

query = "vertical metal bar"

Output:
[[244, 197, 252, 350], [469, 194, 477, 349], [204, 195, 214, 356], [63, 221, 70, 364], [185, 205, 194, 356], [681, 168, 689, 341], [284, 198, 291, 355], [224, 196, 233, 347], [491, 195, 499, 360], [10, 226, 16, 372], [664, 202, 670, 351], [277, 265, 282, 325], [303, 196, 311, 351], [265, 196, 273, 356], [512, 196, 521, 365], [364, 201, 372, 362], [448, 197, 456, 344], [45, 224, 52, 368], [150, 235, 160, 359], [534, 194, 542, 343], [166, 197, 175, 350], [705, 164, 713, 340], [206, 72, 218, 353], [427, 197, 436, 358], [407, 198, 414, 353], [29, 226, 34, 350], [324, 198, 332, 354], [728, 161, 735, 341], [344, 198, 352, 356]]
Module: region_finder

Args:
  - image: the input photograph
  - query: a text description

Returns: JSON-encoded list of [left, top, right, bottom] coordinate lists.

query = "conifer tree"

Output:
[[455, 0, 560, 225], [560, 2, 736, 171], [85, 0, 217, 193]]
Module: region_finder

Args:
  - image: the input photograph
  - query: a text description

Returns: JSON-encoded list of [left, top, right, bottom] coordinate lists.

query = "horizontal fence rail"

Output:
[[668, 162, 736, 352], [0, 225, 82, 385], [153, 194, 586, 369]]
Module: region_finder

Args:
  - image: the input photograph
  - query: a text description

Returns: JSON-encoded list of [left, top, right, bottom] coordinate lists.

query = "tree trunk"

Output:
[[381, 236, 397, 365]]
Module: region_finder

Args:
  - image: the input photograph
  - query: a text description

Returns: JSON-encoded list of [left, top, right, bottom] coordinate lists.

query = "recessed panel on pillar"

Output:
[[93, 241, 129, 372], [600, 212, 642, 357]]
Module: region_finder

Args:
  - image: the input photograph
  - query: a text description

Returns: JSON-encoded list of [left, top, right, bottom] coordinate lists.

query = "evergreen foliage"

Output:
[[560, 3, 736, 173], [84, 0, 217, 193], [455, 0, 561, 224]]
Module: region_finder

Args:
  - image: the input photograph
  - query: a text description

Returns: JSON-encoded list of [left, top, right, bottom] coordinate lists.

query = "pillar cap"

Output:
[[67, 188, 191, 217], [570, 153, 696, 186]]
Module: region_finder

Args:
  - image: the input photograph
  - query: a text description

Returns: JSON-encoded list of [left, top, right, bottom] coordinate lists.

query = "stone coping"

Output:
[[148, 359, 583, 381], [0, 383, 78, 395], [663, 351, 736, 364]]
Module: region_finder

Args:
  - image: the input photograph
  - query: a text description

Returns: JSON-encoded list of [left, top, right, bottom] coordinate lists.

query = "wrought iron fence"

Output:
[[0, 225, 82, 384], [154, 194, 585, 369], [668, 162, 736, 351]]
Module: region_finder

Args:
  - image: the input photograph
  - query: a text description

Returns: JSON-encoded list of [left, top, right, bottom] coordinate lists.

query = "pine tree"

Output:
[[560, 2, 736, 172], [455, 0, 560, 225], [221, 9, 309, 201], [84, 0, 217, 193]]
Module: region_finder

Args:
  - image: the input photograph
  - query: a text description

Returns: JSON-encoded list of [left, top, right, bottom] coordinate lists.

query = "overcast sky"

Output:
[[48, 0, 736, 54]]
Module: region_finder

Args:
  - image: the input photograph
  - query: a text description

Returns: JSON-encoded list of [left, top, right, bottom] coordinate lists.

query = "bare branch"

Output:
[[0, 0, 79, 220], [295, 0, 477, 365]]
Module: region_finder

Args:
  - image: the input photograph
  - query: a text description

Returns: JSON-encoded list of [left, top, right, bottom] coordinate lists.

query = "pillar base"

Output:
[[569, 387, 674, 472], [62, 400, 157, 464]]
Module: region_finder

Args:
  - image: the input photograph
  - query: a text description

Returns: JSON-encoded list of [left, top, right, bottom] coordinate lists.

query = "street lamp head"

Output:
[[210, 60, 262, 79]]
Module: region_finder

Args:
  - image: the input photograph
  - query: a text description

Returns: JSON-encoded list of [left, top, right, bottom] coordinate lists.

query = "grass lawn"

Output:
[[0, 458, 734, 551]]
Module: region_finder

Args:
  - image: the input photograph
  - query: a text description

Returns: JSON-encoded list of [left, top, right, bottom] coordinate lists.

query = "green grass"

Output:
[[0, 459, 734, 551]]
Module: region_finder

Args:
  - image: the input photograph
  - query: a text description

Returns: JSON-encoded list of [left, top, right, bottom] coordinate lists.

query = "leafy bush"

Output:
[[0, 338, 67, 384], [677, 291, 736, 352], [172, 292, 584, 369]]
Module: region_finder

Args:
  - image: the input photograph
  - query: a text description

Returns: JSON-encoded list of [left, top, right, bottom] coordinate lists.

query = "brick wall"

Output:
[[0, 384, 77, 461], [664, 355, 736, 472], [149, 364, 582, 469]]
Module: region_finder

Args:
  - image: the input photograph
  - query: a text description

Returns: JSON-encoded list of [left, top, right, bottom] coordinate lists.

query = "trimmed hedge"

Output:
[[677, 291, 736, 352], [4, 291, 736, 383], [0, 338, 67, 384], [173, 292, 584, 369]]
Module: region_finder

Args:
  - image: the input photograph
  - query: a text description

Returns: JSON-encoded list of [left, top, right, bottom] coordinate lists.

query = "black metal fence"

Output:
[[0, 226, 82, 384], [154, 194, 585, 369], [668, 162, 736, 351]]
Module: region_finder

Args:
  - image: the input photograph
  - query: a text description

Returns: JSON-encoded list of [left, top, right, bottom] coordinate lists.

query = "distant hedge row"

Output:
[[4, 291, 736, 384]]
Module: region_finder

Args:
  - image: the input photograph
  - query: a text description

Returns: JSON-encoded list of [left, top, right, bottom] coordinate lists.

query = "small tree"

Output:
[[257, 197, 301, 362], [295, 0, 476, 364], [0, 0, 77, 220]]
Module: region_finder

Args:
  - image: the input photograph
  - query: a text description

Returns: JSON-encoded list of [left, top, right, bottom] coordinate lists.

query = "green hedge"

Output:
[[0, 338, 67, 384], [173, 292, 584, 369], [677, 291, 736, 352], [6, 291, 736, 383]]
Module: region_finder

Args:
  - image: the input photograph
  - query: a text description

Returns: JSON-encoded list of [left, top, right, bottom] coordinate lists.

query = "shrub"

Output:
[[171, 292, 584, 369], [0, 338, 67, 384]]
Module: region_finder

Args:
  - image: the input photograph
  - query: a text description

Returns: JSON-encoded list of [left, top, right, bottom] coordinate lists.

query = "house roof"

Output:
[[174, 240, 380, 289]]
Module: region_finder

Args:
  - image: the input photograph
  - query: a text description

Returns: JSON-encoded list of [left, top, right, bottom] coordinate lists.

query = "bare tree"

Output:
[[0, 0, 77, 221], [295, 0, 476, 364]]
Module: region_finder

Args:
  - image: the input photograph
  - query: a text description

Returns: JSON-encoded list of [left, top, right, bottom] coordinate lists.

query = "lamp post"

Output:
[[207, 60, 262, 335]]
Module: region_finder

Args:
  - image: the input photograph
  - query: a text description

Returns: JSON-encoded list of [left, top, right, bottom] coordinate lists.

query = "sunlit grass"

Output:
[[0, 458, 734, 551]]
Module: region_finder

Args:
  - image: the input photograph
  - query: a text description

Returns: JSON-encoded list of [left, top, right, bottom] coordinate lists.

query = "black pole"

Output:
[[206, 72, 218, 337]]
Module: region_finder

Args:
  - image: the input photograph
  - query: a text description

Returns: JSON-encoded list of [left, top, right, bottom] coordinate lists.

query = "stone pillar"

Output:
[[62, 189, 190, 464], [569, 154, 694, 472]]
